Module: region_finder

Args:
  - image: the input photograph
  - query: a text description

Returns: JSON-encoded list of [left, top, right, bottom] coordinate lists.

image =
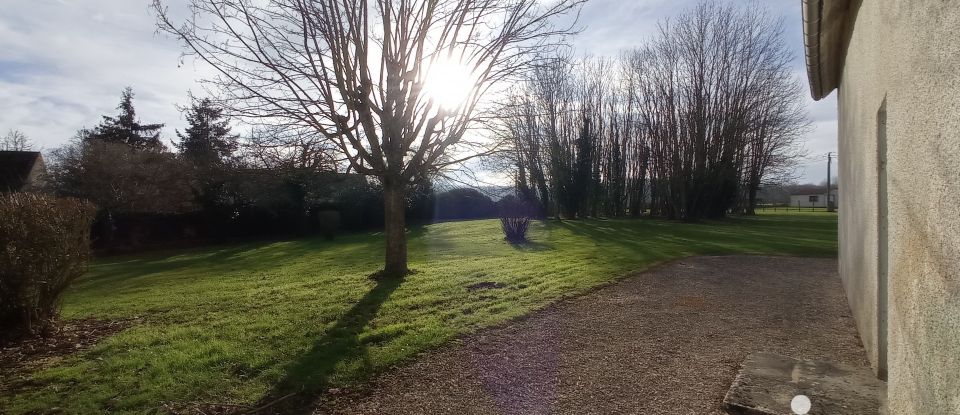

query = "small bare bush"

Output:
[[498, 195, 536, 243], [0, 193, 96, 339]]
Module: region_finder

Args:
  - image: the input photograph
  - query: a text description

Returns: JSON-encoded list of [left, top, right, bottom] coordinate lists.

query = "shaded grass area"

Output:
[[1, 212, 837, 413]]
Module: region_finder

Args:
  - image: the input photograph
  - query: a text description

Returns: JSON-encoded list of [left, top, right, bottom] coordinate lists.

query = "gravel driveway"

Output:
[[314, 256, 869, 415]]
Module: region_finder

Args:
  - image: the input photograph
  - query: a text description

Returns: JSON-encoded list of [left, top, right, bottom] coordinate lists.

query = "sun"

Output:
[[421, 57, 476, 111]]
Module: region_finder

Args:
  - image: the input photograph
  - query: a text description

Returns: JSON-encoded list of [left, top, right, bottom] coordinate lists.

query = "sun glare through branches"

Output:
[[421, 57, 477, 111]]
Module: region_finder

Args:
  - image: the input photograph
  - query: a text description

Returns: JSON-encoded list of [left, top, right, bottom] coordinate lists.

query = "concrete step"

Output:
[[723, 353, 883, 415]]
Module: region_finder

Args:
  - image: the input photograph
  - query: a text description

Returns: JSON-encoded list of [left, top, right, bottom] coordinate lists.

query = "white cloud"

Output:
[[0, 0, 202, 150]]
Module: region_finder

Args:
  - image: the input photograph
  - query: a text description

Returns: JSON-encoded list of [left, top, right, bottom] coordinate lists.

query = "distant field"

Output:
[[1, 211, 838, 413]]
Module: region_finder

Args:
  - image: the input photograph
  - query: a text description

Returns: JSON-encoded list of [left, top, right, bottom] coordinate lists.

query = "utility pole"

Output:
[[826, 152, 833, 212]]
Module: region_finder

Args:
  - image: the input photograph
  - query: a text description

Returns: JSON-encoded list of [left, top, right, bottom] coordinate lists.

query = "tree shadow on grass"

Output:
[[78, 235, 384, 293], [251, 276, 402, 414], [552, 216, 837, 258]]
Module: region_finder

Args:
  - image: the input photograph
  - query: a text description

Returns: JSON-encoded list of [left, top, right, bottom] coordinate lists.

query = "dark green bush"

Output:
[[0, 193, 96, 340]]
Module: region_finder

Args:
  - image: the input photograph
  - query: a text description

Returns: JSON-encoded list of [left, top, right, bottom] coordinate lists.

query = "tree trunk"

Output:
[[382, 179, 408, 278], [746, 182, 759, 216]]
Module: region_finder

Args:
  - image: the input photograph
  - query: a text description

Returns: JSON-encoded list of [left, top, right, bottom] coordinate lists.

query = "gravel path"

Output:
[[314, 256, 869, 415]]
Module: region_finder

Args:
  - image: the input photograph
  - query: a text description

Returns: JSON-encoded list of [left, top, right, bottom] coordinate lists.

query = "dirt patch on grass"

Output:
[[313, 255, 869, 415], [0, 318, 136, 393]]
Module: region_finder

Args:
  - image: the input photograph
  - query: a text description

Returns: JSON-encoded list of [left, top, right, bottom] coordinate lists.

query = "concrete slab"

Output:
[[723, 353, 882, 415]]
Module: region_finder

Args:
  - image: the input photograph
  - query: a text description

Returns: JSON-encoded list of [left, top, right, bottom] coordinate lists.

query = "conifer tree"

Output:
[[175, 98, 237, 167], [85, 88, 164, 149]]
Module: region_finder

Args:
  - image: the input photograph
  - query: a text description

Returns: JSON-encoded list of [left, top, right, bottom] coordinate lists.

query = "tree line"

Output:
[[500, 3, 808, 222], [43, 89, 425, 250], [40, 88, 514, 251]]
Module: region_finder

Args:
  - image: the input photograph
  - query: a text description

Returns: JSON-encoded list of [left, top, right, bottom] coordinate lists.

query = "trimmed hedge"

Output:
[[0, 193, 96, 339]]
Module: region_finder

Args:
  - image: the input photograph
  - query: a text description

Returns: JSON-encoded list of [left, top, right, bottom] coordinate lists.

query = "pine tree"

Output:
[[85, 88, 164, 149], [175, 98, 238, 167]]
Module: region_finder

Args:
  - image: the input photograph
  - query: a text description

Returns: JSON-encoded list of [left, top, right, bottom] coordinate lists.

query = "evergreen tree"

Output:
[[175, 98, 238, 167], [572, 116, 593, 217], [85, 88, 164, 149]]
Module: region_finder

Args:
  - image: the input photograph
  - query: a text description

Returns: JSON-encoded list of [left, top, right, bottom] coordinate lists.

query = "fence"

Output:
[[758, 204, 838, 213]]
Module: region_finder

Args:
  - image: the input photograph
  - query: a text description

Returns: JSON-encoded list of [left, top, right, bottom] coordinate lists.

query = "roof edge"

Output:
[[802, 0, 827, 100], [802, 0, 857, 101]]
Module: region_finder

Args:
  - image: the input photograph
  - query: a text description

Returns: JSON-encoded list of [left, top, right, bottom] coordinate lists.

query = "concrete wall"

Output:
[[836, 1, 960, 412]]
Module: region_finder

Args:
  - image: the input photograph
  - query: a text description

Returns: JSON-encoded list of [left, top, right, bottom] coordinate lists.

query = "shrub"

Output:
[[498, 194, 536, 243], [0, 193, 96, 340]]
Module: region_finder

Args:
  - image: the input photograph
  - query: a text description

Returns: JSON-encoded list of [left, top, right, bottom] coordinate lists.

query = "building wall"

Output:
[[837, 1, 960, 413], [23, 156, 46, 191]]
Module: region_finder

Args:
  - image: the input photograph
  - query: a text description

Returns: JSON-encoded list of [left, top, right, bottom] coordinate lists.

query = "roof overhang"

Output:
[[802, 0, 857, 100]]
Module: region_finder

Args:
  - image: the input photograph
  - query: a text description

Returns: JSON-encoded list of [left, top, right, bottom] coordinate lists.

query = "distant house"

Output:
[[789, 193, 829, 208], [788, 186, 837, 209], [803, 1, 959, 412], [0, 151, 46, 193]]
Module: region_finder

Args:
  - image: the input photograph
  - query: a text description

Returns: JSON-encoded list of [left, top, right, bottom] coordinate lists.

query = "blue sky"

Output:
[[0, 0, 837, 183]]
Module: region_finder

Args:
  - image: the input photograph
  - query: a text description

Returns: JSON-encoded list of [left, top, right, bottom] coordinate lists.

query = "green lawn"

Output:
[[2, 212, 837, 413]]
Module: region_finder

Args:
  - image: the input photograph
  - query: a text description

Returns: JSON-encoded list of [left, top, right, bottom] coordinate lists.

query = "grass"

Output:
[[1, 211, 837, 413]]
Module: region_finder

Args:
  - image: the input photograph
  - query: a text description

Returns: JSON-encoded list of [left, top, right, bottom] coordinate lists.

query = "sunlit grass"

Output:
[[2, 211, 837, 413]]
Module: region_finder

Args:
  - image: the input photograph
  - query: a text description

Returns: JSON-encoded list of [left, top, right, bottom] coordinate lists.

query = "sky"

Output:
[[0, 0, 838, 184]]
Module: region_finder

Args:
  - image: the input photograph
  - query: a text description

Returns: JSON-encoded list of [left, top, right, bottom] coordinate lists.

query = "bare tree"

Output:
[[504, 55, 640, 219], [1, 129, 33, 151], [498, 92, 550, 215], [154, 0, 581, 277], [502, 2, 806, 221], [503, 54, 579, 218], [740, 76, 809, 214], [242, 124, 342, 171], [625, 2, 806, 220]]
